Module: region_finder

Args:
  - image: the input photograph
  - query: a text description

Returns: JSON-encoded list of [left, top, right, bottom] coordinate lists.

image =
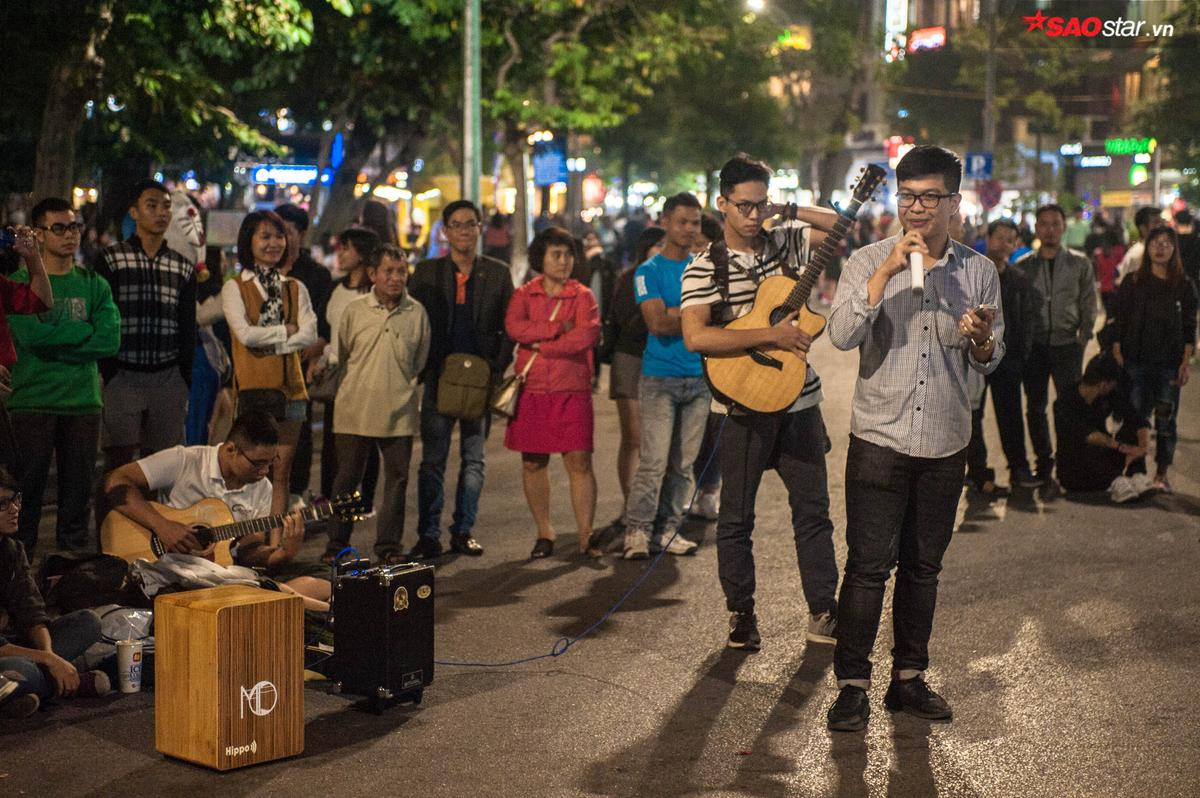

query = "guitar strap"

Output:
[[707, 228, 802, 325]]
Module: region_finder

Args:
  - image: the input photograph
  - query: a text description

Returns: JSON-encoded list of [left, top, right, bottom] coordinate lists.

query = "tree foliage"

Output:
[[1137, 0, 1200, 202]]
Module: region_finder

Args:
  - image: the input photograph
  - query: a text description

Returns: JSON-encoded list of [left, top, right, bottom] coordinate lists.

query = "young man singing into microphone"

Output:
[[826, 145, 1005, 731]]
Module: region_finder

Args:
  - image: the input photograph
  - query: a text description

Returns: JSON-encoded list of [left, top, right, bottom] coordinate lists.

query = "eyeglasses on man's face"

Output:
[[237, 448, 278, 472], [446, 220, 481, 231], [726, 198, 771, 219], [897, 192, 956, 209], [0, 492, 22, 512], [37, 222, 84, 236]]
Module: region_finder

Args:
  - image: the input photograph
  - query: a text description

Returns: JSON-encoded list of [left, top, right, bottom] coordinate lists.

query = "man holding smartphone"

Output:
[[826, 145, 1005, 732]]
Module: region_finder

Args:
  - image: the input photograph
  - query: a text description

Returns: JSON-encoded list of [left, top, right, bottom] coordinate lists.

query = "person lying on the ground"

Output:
[[103, 409, 330, 611], [0, 467, 110, 718]]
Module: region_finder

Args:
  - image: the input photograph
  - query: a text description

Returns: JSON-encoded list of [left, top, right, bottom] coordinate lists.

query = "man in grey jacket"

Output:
[[1016, 203, 1097, 483]]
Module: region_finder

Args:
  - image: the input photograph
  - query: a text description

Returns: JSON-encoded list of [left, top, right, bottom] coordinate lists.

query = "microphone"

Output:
[[909, 251, 925, 295]]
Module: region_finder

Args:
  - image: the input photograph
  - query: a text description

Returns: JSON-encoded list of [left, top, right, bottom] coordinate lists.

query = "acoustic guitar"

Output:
[[101, 493, 364, 566], [703, 164, 887, 413]]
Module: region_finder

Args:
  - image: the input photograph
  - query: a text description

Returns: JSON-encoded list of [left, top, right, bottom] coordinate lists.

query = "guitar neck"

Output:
[[783, 198, 865, 312], [207, 504, 330, 543]]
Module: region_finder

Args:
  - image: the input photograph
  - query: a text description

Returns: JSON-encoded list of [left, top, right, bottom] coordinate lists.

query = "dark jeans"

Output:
[[965, 389, 994, 486], [693, 411, 724, 491], [328, 434, 414, 558], [290, 399, 316, 494], [834, 436, 966, 687], [0, 610, 102, 699], [1126, 363, 1180, 468], [185, 342, 220, 445], [0, 401, 15, 475], [418, 383, 490, 541], [1024, 342, 1083, 474], [12, 412, 101, 554], [716, 407, 838, 617], [987, 364, 1029, 473], [319, 400, 379, 506]]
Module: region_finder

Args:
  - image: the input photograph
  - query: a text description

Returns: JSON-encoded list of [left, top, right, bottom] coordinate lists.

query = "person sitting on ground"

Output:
[[104, 410, 330, 610], [0, 468, 111, 719], [1053, 355, 1152, 501]]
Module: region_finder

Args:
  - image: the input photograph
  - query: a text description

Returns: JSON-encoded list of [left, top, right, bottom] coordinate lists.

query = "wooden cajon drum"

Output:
[[155, 585, 304, 770]]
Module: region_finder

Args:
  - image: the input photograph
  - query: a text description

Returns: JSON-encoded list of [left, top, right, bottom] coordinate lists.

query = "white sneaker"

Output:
[[692, 491, 720, 520], [650, 528, 698, 556], [1108, 475, 1138, 504], [622, 528, 650, 560]]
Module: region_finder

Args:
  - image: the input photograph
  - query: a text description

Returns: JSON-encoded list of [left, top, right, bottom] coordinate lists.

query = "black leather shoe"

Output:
[[827, 686, 870, 732], [883, 677, 952, 720], [407, 538, 444, 560], [529, 538, 553, 559], [450, 534, 484, 556]]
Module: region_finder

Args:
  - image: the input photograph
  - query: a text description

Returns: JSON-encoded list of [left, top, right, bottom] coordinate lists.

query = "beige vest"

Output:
[[230, 277, 307, 400]]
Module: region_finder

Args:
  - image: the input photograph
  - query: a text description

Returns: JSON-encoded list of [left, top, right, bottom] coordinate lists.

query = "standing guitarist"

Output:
[[104, 409, 329, 608], [680, 154, 840, 652], [825, 145, 1004, 732]]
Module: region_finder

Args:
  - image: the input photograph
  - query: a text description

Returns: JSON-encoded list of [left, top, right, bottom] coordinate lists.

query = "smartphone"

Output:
[[973, 303, 997, 317]]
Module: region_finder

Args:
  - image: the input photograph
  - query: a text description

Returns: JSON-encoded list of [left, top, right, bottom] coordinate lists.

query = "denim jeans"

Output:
[[185, 342, 220, 445], [987, 363, 1030, 473], [716, 406, 839, 617], [1024, 342, 1083, 474], [623, 376, 711, 533], [329, 434, 414, 558], [418, 382, 490, 540], [12, 412, 101, 554], [693, 412, 724, 491], [1126, 363, 1181, 468], [0, 610, 102, 699], [834, 436, 966, 688]]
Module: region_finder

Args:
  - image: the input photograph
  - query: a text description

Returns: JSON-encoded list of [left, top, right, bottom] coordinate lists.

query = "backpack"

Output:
[[42, 554, 149, 612]]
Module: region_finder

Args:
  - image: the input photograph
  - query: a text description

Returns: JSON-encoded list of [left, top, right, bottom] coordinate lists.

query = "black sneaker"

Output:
[[883, 676, 952, 720], [826, 686, 870, 732], [407, 538, 444, 560], [727, 612, 761, 651], [1012, 466, 1043, 488]]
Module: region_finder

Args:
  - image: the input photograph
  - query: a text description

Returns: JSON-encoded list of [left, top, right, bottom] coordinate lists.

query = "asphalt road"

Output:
[[3, 332, 1198, 797]]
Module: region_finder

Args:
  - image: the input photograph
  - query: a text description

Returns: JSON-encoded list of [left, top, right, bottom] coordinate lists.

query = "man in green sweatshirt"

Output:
[[9, 198, 120, 554]]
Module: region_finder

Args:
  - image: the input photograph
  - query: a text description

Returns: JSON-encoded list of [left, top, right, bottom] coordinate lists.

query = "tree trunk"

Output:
[[504, 132, 529, 284], [32, 2, 115, 200], [314, 122, 381, 241]]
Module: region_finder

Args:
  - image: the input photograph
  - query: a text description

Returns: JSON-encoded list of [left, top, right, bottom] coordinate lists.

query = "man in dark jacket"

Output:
[[274, 203, 334, 501], [984, 219, 1039, 487], [407, 200, 515, 558], [1015, 204, 1098, 484]]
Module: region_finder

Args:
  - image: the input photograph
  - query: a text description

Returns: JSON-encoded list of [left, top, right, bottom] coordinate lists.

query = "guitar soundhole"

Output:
[[193, 526, 214, 548], [768, 306, 792, 326]]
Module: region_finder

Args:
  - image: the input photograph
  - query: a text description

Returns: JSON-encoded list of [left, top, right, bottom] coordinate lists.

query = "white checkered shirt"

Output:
[[828, 235, 1005, 458]]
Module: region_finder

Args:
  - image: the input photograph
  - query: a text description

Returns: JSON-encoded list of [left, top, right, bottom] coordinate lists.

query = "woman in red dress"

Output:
[[504, 228, 602, 559]]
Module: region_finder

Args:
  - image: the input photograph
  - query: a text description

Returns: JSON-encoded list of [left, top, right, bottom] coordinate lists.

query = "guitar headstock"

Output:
[[312, 491, 370, 522], [851, 164, 888, 204]]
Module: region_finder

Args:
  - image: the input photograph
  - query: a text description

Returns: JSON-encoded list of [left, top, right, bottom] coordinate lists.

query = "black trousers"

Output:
[[319, 399, 379, 505], [1024, 342, 1083, 474], [715, 406, 838, 617], [965, 391, 994, 486], [987, 364, 1030, 473], [834, 436, 966, 686], [13, 412, 102, 554], [328, 433, 414, 558]]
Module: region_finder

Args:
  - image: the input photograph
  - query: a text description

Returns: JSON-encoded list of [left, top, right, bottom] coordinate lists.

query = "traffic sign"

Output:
[[965, 152, 993, 180]]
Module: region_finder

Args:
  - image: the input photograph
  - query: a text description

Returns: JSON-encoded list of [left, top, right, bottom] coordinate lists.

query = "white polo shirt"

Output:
[[136, 444, 272, 522]]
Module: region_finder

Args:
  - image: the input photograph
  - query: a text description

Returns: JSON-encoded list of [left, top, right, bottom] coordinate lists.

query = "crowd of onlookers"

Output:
[[0, 174, 1196, 718]]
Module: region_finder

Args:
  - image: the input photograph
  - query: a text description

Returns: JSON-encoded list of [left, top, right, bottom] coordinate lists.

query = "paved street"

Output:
[[4, 332, 1199, 797]]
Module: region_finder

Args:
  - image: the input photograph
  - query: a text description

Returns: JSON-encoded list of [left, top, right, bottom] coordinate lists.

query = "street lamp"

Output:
[[746, 0, 765, 12]]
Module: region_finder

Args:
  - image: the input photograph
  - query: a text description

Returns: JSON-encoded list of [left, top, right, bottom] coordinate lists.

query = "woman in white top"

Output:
[[221, 210, 317, 514]]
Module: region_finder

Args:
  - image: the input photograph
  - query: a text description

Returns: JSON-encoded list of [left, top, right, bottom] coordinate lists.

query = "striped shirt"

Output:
[[681, 220, 823, 413], [828, 235, 1005, 459]]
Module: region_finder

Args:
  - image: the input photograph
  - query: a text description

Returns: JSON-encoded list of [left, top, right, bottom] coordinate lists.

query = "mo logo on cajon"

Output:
[[240, 679, 279, 719]]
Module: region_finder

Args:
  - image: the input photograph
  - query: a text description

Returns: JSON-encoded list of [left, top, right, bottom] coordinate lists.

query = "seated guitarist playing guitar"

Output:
[[679, 154, 841, 652], [103, 409, 330, 610]]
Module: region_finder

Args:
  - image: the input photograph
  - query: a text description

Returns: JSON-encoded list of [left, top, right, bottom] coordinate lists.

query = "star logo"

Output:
[[1023, 8, 1048, 32]]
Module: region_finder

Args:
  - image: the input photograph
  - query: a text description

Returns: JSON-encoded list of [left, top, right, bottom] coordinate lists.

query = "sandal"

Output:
[[530, 538, 554, 559]]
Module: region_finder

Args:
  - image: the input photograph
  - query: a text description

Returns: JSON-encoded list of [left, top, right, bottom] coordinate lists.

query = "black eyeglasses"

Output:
[[446, 220, 481, 231], [726, 198, 771, 218], [0, 492, 22, 512], [897, 192, 956, 209], [237, 448, 278, 471], [36, 222, 85, 236]]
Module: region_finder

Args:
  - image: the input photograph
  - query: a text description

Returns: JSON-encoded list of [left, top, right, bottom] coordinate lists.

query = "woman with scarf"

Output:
[[222, 211, 318, 514]]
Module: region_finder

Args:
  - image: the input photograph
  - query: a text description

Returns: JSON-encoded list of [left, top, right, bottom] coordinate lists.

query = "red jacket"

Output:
[[0, 277, 49, 368], [505, 276, 600, 394]]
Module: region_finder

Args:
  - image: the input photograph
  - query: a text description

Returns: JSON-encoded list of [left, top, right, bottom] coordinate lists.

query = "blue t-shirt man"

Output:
[[634, 253, 703, 378]]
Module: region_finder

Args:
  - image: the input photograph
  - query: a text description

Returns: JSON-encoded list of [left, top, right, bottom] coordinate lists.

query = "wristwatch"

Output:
[[972, 332, 995, 349]]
